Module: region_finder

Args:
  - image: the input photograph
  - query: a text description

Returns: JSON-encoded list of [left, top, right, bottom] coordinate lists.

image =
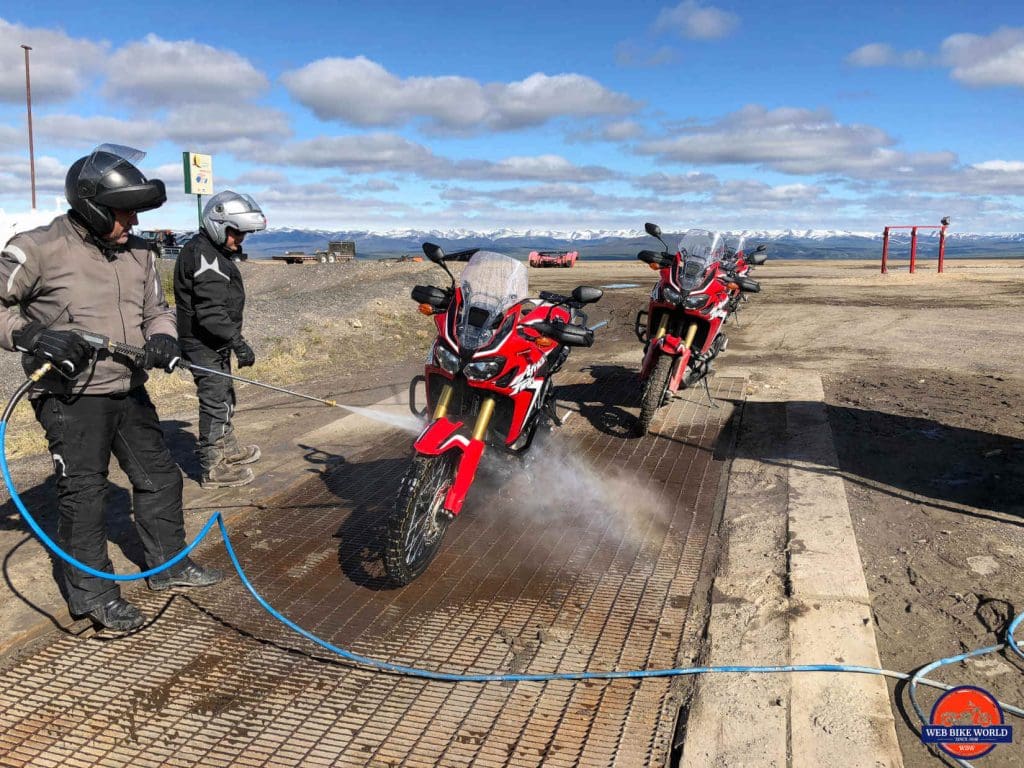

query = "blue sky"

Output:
[[1, 1, 1022, 233]]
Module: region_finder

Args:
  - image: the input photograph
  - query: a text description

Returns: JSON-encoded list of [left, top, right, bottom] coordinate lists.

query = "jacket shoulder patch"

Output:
[[195, 253, 230, 281]]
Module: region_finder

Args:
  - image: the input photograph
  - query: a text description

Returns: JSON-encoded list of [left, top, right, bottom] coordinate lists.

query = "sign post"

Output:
[[182, 152, 214, 227]]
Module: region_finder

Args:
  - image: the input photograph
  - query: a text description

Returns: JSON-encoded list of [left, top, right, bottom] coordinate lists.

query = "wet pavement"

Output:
[[0, 368, 743, 768]]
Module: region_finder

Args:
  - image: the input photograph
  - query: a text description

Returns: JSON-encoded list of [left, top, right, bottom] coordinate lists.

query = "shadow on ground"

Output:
[[734, 399, 1024, 522]]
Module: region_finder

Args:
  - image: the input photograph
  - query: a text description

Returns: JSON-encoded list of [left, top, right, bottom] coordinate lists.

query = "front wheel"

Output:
[[637, 354, 673, 434], [385, 453, 457, 585]]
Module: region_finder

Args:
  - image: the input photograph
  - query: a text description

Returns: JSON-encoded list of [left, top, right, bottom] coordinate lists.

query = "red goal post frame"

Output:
[[881, 223, 949, 274]]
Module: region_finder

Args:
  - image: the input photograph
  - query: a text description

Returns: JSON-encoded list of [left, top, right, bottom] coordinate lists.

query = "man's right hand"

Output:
[[232, 337, 255, 368], [12, 322, 93, 376]]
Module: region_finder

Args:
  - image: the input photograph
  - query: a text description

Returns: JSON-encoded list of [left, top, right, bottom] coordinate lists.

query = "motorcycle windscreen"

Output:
[[458, 251, 529, 350], [676, 228, 725, 291]]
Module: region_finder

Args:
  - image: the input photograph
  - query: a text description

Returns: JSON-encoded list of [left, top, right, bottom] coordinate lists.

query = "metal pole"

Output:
[[21, 45, 36, 210], [196, 194, 202, 227], [938, 225, 947, 273], [909, 227, 918, 274], [881, 227, 889, 274]]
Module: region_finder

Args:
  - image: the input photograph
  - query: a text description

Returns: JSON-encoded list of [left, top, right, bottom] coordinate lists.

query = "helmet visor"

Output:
[[79, 144, 147, 186]]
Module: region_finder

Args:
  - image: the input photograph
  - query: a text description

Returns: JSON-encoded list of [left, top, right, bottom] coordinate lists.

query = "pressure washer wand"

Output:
[[183, 363, 339, 407], [73, 330, 339, 408]]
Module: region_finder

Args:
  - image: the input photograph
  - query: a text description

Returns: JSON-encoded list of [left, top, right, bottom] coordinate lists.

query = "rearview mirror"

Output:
[[571, 286, 603, 305], [644, 222, 662, 239], [422, 242, 445, 263]]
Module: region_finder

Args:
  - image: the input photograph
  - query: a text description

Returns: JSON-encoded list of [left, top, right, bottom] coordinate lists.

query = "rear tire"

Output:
[[638, 354, 673, 434], [385, 454, 456, 585]]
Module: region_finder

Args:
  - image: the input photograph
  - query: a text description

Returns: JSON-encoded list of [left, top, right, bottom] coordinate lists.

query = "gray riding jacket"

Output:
[[0, 213, 176, 395]]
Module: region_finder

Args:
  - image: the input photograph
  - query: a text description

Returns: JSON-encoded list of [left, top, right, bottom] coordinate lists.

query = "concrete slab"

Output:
[[681, 369, 903, 768]]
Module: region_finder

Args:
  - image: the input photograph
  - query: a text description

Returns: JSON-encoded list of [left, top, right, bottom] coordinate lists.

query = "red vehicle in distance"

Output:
[[528, 250, 578, 268]]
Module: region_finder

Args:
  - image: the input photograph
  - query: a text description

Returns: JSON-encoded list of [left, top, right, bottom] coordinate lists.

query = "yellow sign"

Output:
[[182, 152, 213, 195]]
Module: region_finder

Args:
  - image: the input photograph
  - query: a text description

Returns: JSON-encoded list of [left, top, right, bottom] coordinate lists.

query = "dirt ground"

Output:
[[1, 255, 1022, 765]]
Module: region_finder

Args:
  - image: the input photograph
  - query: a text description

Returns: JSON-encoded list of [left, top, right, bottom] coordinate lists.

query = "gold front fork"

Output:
[[654, 315, 669, 340], [683, 322, 698, 351], [471, 396, 496, 442], [433, 383, 454, 420]]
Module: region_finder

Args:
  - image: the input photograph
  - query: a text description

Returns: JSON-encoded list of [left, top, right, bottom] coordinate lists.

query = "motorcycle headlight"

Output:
[[684, 294, 708, 309], [464, 356, 506, 381], [435, 344, 461, 374], [662, 286, 684, 305]]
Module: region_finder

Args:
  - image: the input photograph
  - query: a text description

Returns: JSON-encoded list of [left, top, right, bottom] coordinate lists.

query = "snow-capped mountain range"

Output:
[[244, 227, 1024, 260]]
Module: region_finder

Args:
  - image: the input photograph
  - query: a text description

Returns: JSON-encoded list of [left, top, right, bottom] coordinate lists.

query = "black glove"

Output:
[[12, 322, 93, 377], [232, 337, 255, 368], [143, 334, 181, 372]]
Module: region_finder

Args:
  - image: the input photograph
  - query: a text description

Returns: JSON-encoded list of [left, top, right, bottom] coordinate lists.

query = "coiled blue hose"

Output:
[[2, 376, 1021, 762]]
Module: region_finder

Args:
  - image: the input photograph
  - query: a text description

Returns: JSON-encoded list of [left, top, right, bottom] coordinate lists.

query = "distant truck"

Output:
[[528, 249, 578, 268], [273, 240, 356, 264], [139, 229, 182, 259]]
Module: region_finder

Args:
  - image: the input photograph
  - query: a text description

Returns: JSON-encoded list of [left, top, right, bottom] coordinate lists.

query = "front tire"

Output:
[[385, 453, 457, 585], [638, 354, 673, 434]]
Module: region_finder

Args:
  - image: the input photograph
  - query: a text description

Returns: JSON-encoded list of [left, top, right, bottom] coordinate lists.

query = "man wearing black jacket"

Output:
[[174, 191, 266, 488]]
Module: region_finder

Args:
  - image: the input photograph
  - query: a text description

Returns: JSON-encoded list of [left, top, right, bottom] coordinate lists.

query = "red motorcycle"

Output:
[[722, 235, 768, 278], [388, 244, 602, 584], [720, 235, 767, 316], [634, 224, 733, 433]]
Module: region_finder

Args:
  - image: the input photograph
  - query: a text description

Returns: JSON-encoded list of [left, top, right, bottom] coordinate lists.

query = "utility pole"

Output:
[[21, 44, 37, 210]]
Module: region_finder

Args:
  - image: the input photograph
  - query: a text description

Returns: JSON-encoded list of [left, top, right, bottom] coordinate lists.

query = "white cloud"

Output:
[[260, 134, 444, 175], [637, 105, 956, 178], [711, 180, 829, 210], [941, 27, 1024, 88], [164, 104, 291, 146], [0, 153, 66, 197], [35, 114, 163, 149], [634, 171, 718, 195], [231, 169, 290, 187], [105, 34, 268, 106], [258, 133, 617, 182], [0, 19, 107, 104], [654, 1, 739, 40], [460, 155, 617, 182], [282, 56, 637, 131], [0, 123, 22, 150], [845, 43, 929, 68], [971, 160, 1024, 172]]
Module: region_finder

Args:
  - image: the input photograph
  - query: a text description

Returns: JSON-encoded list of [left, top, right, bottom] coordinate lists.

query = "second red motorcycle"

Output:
[[634, 223, 732, 433]]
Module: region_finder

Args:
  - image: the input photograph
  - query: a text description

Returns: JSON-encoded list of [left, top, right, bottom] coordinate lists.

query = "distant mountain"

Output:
[[239, 227, 1024, 260]]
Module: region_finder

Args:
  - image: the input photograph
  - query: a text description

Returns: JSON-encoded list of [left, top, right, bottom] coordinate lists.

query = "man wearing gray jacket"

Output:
[[0, 145, 222, 632]]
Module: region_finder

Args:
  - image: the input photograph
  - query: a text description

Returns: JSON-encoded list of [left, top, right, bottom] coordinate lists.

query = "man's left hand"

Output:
[[144, 334, 182, 372]]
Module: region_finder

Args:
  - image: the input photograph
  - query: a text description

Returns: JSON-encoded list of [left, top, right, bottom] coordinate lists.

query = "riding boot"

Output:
[[200, 444, 254, 489], [219, 433, 261, 465]]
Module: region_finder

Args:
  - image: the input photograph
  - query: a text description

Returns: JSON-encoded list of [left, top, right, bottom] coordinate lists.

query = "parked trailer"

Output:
[[272, 240, 356, 264], [528, 249, 578, 268]]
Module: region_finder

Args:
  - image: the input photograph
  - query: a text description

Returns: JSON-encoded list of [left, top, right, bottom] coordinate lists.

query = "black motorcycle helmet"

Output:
[[65, 144, 167, 236]]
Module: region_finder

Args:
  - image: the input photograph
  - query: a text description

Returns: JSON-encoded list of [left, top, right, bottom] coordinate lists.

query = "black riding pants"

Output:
[[180, 340, 235, 452], [32, 387, 186, 615]]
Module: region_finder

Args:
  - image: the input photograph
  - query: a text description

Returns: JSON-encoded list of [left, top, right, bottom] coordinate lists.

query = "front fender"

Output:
[[412, 417, 485, 517], [640, 334, 685, 380]]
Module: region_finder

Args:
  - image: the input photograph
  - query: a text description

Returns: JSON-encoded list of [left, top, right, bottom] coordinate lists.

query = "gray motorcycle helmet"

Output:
[[201, 190, 267, 246]]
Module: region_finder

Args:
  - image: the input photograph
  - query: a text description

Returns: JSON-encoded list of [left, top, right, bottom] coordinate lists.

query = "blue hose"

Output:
[[2, 381, 1022, 754]]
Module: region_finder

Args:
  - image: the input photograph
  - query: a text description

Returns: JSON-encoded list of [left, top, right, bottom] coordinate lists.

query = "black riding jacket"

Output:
[[174, 231, 246, 347]]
